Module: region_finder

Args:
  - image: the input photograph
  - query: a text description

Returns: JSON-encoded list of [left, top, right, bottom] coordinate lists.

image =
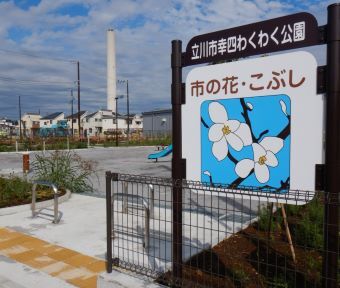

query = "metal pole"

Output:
[[127, 80, 130, 144], [149, 184, 154, 218], [144, 206, 150, 251], [106, 171, 113, 273], [53, 193, 58, 223], [323, 4, 340, 287], [123, 182, 128, 213], [171, 39, 183, 281], [115, 97, 118, 146], [77, 61, 81, 138], [71, 89, 74, 137], [19, 96, 22, 141], [31, 183, 37, 217]]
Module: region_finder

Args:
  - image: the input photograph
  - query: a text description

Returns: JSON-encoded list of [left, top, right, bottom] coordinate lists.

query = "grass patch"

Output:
[[32, 150, 98, 193]]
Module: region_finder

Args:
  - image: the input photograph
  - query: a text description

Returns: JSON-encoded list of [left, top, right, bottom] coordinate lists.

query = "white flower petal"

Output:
[[225, 120, 240, 132], [226, 133, 243, 151], [254, 163, 270, 183], [252, 143, 266, 161], [234, 123, 252, 146], [246, 102, 253, 110], [212, 137, 229, 161], [235, 159, 254, 178], [280, 100, 287, 116], [203, 171, 211, 177], [260, 137, 284, 154], [208, 124, 224, 142], [208, 102, 228, 123], [265, 151, 278, 167]]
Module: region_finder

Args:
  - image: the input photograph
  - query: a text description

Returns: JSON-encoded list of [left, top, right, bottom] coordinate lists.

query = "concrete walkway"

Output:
[[0, 194, 165, 288], [0, 227, 105, 288]]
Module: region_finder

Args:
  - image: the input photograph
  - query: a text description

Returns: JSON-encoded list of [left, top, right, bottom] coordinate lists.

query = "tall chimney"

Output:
[[107, 29, 116, 111]]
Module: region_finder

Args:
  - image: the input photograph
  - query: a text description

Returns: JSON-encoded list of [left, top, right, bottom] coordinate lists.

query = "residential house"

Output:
[[21, 113, 41, 137], [0, 118, 16, 137], [83, 109, 131, 137], [65, 111, 87, 136], [39, 112, 65, 128], [128, 114, 143, 131]]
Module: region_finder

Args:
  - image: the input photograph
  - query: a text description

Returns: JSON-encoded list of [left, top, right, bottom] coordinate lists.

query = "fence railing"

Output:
[[106, 172, 339, 288]]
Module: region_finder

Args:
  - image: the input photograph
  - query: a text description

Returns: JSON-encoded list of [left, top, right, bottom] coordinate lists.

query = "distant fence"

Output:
[[142, 130, 172, 138], [0, 137, 89, 152], [106, 172, 339, 288]]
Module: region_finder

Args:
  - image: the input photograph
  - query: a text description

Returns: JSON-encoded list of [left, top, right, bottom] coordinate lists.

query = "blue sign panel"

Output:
[[200, 95, 290, 191]]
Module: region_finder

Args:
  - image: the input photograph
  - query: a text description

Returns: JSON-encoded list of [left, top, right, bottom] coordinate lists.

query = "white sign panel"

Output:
[[183, 51, 323, 200]]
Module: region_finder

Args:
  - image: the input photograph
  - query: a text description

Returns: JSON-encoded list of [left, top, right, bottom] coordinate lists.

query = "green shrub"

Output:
[[0, 176, 31, 203], [285, 204, 301, 216], [32, 150, 97, 193], [293, 198, 323, 249], [0, 175, 61, 208], [269, 277, 289, 288], [257, 205, 276, 232]]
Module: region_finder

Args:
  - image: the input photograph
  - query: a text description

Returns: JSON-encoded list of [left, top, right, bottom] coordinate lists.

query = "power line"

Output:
[[0, 48, 75, 63], [80, 63, 105, 78], [0, 75, 75, 86]]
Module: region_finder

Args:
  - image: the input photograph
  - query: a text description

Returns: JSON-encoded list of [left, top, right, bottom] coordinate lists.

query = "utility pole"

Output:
[[18, 96, 22, 140], [126, 80, 130, 143], [118, 79, 130, 143], [115, 97, 118, 146], [115, 95, 124, 146], [71, 89, 74, 137], [77, 61, 81, 138]]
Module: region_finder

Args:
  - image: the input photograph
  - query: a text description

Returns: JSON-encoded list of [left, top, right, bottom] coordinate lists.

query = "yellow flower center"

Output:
[[258, 155, 267, 165], [222, 125, 231, 135]]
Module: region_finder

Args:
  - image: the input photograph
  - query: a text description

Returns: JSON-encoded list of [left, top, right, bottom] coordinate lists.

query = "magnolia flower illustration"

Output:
[[235, 137, 284, 183], [208, 102, 252, 161]]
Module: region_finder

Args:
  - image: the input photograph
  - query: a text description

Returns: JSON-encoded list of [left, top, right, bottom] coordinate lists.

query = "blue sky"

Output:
[[0, 0, 332, 119]]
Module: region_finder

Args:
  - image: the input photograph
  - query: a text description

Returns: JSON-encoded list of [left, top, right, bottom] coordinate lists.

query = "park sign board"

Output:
[[173, 6, 339, 283], [184, 12, 319, 66], [182, 51, 323, 200]]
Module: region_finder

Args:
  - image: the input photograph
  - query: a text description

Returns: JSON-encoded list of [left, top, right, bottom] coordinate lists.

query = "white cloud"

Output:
[[0, 0, 329, 119]]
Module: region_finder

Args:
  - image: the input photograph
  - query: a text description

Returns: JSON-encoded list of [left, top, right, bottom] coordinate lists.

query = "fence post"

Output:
[[171, 39, 183, 282], [144, 206, 150, 251], [323, 4, 340, 287], [123, 182, 128, 213], [106, 171, 113, 273], [149, 184, 154, 218]]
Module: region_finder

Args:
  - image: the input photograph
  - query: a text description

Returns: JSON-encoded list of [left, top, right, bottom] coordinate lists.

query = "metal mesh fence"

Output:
[[106, 172, 339, 288]]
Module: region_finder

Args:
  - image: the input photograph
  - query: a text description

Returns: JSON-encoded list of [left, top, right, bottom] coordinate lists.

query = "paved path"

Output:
[[0, 227, 105, 288]]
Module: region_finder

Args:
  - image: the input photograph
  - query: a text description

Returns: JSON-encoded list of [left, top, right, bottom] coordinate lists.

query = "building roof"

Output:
[[85, 111, 99, 120], [85, 110, 126, 120], [24, 112, 40, 116], [103, 113, 125, 120], [142, 109, 171, 116], [65, 111, 87, 119], [40, 112, 63, 120]]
